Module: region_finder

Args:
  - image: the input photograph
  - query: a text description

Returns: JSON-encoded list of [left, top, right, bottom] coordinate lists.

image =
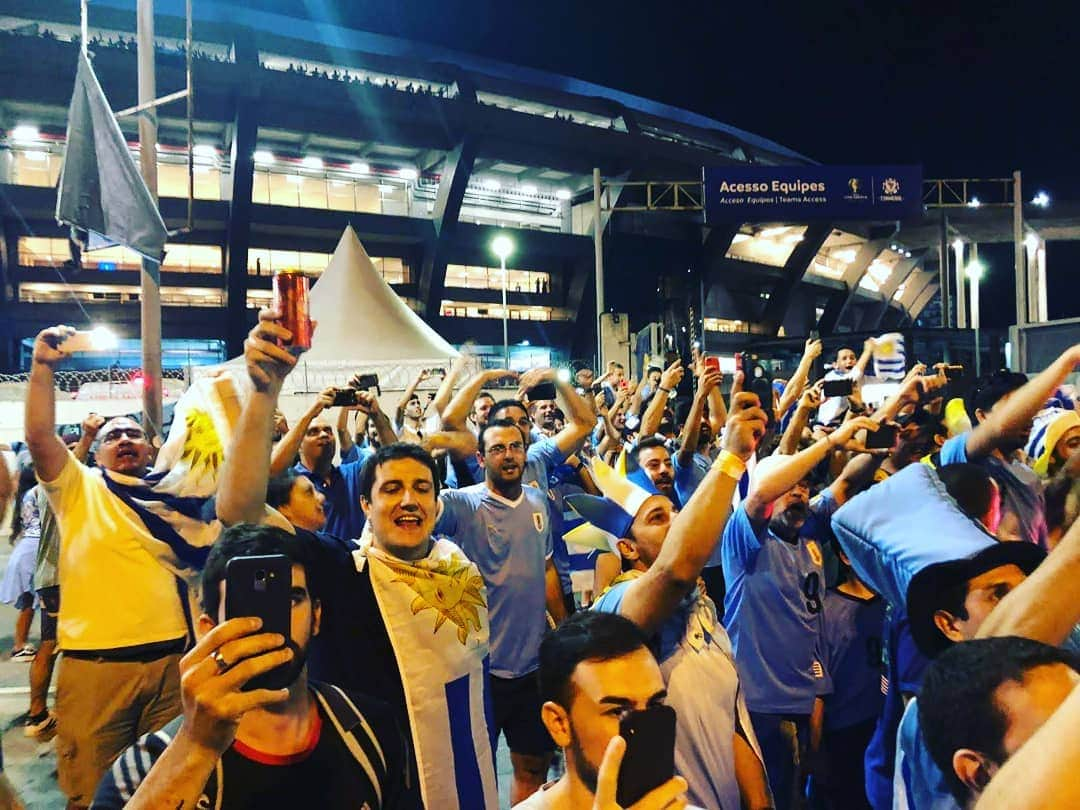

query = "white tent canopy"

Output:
[[199, 226, 468, 401]]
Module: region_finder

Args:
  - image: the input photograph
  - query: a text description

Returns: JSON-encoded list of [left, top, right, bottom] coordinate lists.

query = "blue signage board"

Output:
[[704, 164, 923, 221]]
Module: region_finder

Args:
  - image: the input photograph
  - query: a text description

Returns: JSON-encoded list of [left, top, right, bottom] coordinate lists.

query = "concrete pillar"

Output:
[[953, 240, 967, 329], [1025, 234, 1047, 323]]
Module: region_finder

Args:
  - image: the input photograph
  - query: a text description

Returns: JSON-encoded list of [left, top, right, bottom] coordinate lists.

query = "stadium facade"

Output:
[[0, 0, 935, 374]]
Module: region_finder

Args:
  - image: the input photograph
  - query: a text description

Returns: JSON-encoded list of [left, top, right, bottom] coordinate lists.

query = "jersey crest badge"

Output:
[[533, 512, 545, 532], [806, 540, 823, 568]]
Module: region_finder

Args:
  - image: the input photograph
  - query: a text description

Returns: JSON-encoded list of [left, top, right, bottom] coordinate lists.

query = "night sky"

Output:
[[253, 0, 1078, 328]]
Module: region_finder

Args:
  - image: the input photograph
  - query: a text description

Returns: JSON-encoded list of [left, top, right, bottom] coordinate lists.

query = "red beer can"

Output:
[[272, 269, 312, 354]]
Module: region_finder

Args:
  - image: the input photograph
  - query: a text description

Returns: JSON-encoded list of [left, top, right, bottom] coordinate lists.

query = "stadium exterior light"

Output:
[[520, 183, 539, 196], [301, 156, 324, 170], [1032, 190, 1050, 208], [398, 167, 419, 181], [491, 233, 515, 366], [968, 196, 981, 209], [481, 178, 501, 191], [555, 188, 572, 201], [253, 150, 275, 164], [11, 124, 40, 143], [350, 162, 370, 174]]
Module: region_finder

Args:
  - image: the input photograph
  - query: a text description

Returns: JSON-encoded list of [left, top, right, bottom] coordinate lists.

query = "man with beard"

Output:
[[25, 325, 216, 808], [436, 418, 568, 805], [93, 524, 413, 809], [934, 353, 1080, 546], [218, 311, 499, 809], [579, 393, 774, 809], [721, 416, 882, 809], [514, 611, 693, 810], [270, 386, 394, 542]]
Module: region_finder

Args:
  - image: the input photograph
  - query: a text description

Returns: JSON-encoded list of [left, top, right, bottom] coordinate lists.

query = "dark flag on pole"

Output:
[[55, 50, 168, 265]]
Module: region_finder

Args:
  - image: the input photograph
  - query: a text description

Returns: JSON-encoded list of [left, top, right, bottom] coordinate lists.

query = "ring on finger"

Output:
[[211, 650, 230, 673]]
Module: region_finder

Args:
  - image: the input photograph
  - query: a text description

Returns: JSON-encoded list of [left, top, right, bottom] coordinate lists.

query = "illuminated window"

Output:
[[704, 317, 749, 333], [444, 264, 550, 293], [439, 300, 568, 321], [157, 161, 221, 200], [18, 282, 223, 307], [246, 249, 409, 282], [18, 237, 221, 273], [10, 149, 61, 187], [252, 168, 389, 214]]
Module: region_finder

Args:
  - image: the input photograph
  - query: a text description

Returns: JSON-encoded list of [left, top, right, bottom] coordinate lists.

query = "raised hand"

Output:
[[31, 325, 76, 368], [591, 735, 688, 810], [659, 360, 684, 392], [722, 391, 769, 461], [176, 618, 292, 755], [81, 412, 106, 439], [244, 310, 298, 393]]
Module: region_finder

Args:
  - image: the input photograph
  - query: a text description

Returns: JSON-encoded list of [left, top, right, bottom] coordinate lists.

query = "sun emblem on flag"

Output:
[[379, 553, 487, 644], [179, 408, 225, 484]]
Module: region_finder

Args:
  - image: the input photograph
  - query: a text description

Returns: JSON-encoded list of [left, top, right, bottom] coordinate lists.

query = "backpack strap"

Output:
[[310, 682, 390, 805]]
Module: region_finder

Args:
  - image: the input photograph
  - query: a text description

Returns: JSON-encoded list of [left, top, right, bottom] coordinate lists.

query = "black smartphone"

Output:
[[943, 364, 964, 380], [747, 363, 775, 422], [526, 381, 558, 401], [225, 555, 293, 692], [331, 388, 358, 407], [353, 373, 380, 394], [809, 329, 820, 342], [823, 378, 855, 398], [865, 423, 898, 450], [616, 705, 677, 807]]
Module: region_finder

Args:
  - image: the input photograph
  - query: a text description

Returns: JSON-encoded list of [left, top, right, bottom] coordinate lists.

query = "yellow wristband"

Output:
[[713, 450, 747, 480]]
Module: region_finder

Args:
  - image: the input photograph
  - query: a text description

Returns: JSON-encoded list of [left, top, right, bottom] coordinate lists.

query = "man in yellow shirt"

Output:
[[24, 326, 197, 809]]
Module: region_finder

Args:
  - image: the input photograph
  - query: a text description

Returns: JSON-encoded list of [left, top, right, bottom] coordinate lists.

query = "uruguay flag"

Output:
[[872, 332, 907, 380]]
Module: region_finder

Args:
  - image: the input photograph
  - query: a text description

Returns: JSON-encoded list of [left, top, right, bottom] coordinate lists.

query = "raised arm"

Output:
[[777, 382, 822, 456], [676, 371, 722, 467], [640, 360, 684, 438], [853, 337, 875, 378], [707, 384, 728, 436], [518, 367, 598, 457], [615, 393, 766, 635], [429, 353, 470, 418], [73, 413, 105, 463], [974, 513, 1080, 646], [777, 338, 822, 418], [966, 345, 1080, 460], [396, 370, 430, 425], [442, 368, 516, 430], [973, 681, 1080, 810], [217, 310, 298, 525], [25, 326, 75, 482], [268, 388, 334, 477], [744, 416, 878, 520], [336, 405, 355, 458]]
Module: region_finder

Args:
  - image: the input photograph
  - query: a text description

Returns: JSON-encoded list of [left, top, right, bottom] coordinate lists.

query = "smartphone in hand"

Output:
[[822, 378, 855, 398], [225, 555, 293, 691], [865, 423, 898, 450], [526, 382, 558, 401], [331, 388, 358, 407], [703, 356, 720, 375], [616, 705, 677, 807]]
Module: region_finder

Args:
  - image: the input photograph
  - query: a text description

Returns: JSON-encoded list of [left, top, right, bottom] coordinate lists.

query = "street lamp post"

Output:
[[966, 259, 985, 378], [491, 233, 515, 368]]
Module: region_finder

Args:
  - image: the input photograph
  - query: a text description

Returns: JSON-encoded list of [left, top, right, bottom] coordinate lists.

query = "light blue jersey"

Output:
[[722, 494, 833, 714], [893, 699, 960, 810], [524, 436, 567, 494], [594, 577, 761, 810], [437, 483, 552, 678]]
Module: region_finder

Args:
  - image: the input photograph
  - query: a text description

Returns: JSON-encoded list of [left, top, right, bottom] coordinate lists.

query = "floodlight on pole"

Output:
[[1032, 190, 1050, 208], [491, 233, 515, 367]]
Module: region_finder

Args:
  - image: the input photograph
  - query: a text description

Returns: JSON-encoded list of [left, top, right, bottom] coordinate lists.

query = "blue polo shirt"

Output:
[[292, 447, 372, 542], [721, 493, 833, 714]]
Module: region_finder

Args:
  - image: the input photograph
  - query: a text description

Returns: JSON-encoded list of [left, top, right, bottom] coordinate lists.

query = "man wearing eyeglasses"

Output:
[[24, 326, 192, 809], [435, 418, 568, 806]]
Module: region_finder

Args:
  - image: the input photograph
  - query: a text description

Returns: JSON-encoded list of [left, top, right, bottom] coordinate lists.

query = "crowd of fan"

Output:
[[2, 317, 1080, 810]]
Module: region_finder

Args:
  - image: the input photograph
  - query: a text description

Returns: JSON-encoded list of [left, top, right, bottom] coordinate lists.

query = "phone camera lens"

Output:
[[255, 569, 267, 581]]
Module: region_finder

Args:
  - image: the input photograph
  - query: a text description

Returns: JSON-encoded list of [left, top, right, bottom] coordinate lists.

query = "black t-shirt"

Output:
[[93, 684, 416, 809], [219, 702, 385, 808]]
